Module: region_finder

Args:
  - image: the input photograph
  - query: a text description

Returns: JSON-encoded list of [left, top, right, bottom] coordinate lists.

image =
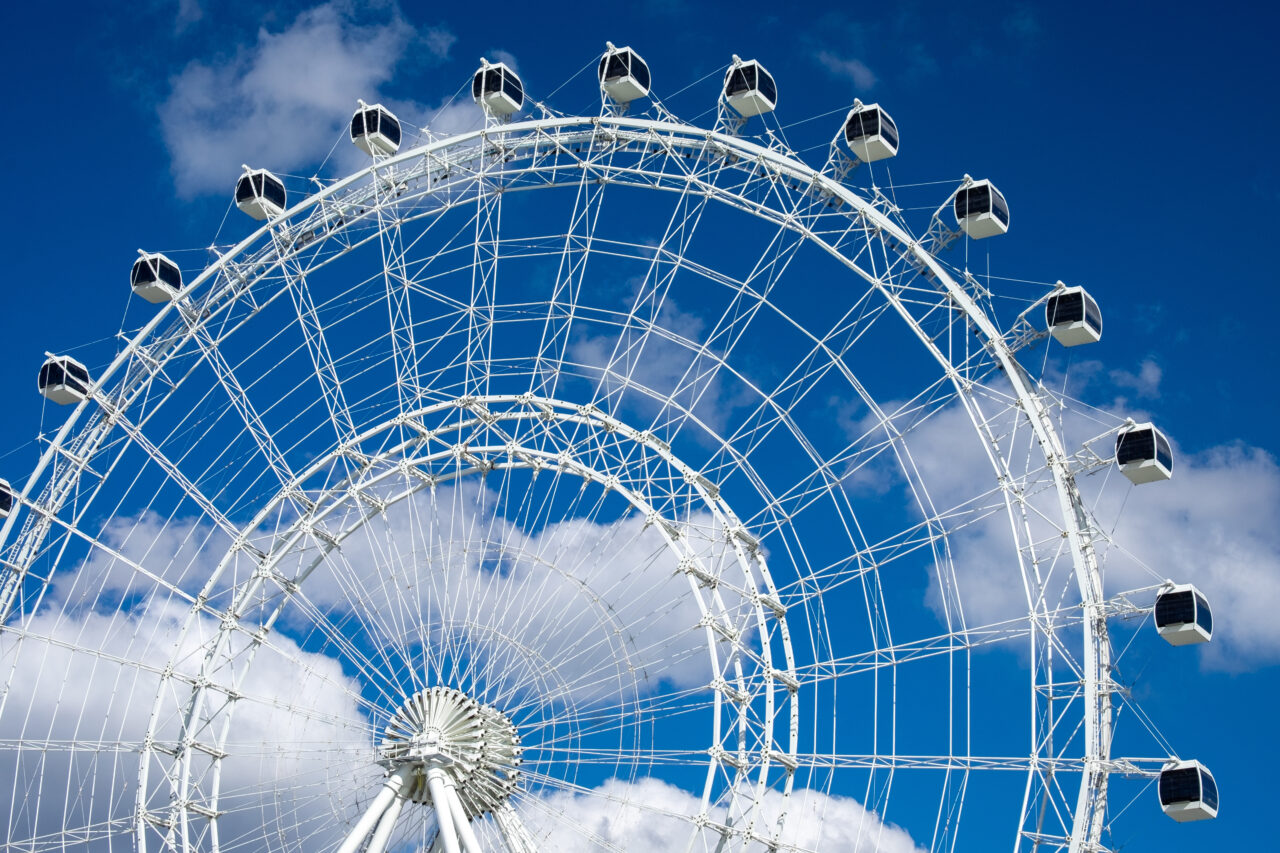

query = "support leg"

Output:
[[426, 767, 462, 853], [366, 792, 407, 853], [446, 782, 484, 853], [336, 766, 415, 853]]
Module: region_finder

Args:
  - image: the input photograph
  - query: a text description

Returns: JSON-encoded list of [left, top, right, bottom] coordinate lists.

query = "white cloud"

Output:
[[1109, 357, 1163, 399], [158, 2, 449, 196], [524, 776, 923, 852], [0, 597, 371, 848], [870, 382, 1280, 671], [815, 50, 877, 90], [278, 479, 736, 703]]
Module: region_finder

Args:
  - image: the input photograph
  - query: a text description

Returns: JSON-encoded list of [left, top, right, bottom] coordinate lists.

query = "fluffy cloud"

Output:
[[0, 597, 371, 849], [869, 379, 1280, 670], [815, 50, 878, 90], [525, 776, 923, 852], [158, 2, 454, 196]]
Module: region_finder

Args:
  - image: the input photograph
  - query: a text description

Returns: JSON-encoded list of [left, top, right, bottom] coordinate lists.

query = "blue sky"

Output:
[[0, 1, 1274, 851]]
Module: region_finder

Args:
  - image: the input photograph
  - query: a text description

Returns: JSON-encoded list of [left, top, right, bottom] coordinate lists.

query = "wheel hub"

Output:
[[379, 686, 522, 816]]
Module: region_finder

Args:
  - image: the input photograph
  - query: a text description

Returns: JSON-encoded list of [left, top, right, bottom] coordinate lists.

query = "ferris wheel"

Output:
[[0, 44, 1217, 853]]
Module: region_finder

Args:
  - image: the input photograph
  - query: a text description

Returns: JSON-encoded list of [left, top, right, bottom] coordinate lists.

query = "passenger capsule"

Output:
[[843, 102, 899, 162], [39, 355, 91, 405], [723, 56, 776, 118], [1115, 422, 1173, 484], [131, 251, 183, 303], [0, 478, 13, 520], [953, 179, 1010, 239], [472, 60, 524, 117], [1159, 760, 1218, 822], [599, 42, 651, 103], [350, 100, 402, 156], [1155, 583, 1212, 645], [235, 167, 287, 221], [1045, 283, 1102, 346]]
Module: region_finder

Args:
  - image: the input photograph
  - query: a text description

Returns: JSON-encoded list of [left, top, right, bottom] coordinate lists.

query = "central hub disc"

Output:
[[380, 686, 522, 816]]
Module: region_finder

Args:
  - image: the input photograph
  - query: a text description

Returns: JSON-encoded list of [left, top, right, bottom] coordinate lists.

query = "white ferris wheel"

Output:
[[0, 44, 1217, 853]]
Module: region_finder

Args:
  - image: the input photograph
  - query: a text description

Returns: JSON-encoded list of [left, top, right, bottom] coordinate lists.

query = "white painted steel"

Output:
[[0, 79, 1198, 853]]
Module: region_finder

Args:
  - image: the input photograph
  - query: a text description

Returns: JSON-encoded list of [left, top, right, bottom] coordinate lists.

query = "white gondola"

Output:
[[235, 167, 287, 221], [130, 251, 183, 303], [39, 355, 91, 405], [599, 42, 651, 103], [723, 56, 776, 118], [0, 478, 13, 520], [954, 178, 1010, 239], [350, 100, 402, 156], [1115, 422, 1174, 484], [1045, 283, 1102, 346], [1159, 760, 1218, 822], [1155, 583, 1212, 645], [843, 102, 899, 162], [472, 60, 524, 117]]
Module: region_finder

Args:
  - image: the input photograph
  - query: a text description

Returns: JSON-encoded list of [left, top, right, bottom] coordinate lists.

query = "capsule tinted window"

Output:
[[758, 68, 776, 104], [263, 178, 284, 209], [956, 185, 990, 218], [351, 111, 365, 137], [131, 259, 153, 287], [1159, 767, 1202, 805], [0, 488, 11, 514], [1155, 433, 1173, 470], [847, 110, 879, 141], [235, 178, 255, 203], [66, 361, 89, 385], [1200, 771, 1218, 810], [1194, 593, 1213, 633], [1156, 590, 1195, 626], [1116, 429, 1155, 465], [603, 53, 628, 80], [634, 56, 650, 90], [1047, 291, 1084, 324], [992, 190, 1010, 225], [472, 72, 483, 99], [383, 115, 401, 146], [880, 112, 899, 147], [159, 259, 181, 288], [724, 67, 746, 97], [1084, 297, 1102, 332], [485, 70, 503, 95], [503, 72, 523, 104]]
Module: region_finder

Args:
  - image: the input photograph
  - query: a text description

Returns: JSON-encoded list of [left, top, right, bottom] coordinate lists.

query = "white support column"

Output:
[[426, 766, 462, 853], [366, 792, 407, 853], [446, 782, 484, 853], [337, 765, 414, 853]]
